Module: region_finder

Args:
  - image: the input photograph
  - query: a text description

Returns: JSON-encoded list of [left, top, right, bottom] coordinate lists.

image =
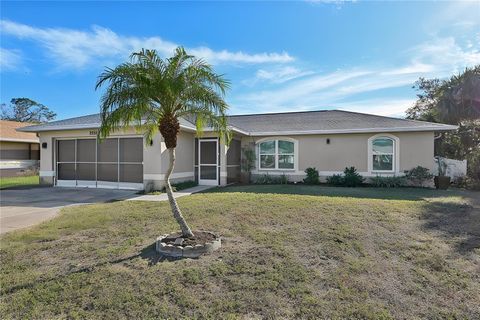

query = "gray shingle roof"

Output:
[[227, 110, 457, 134], [19, 114, 197, 132], [19, 110, 456, 134]]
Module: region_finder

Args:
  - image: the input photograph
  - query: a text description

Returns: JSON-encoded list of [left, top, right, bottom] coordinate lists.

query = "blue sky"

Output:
[[1, 1, 479, 120]]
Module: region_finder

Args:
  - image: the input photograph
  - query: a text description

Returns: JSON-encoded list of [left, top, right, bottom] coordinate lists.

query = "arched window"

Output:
[[371, 137, 395, 172], [258, 139, 295, 170]]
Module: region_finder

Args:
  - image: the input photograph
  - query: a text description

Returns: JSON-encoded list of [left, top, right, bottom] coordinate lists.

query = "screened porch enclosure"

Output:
[[56, 137, 143, 190]]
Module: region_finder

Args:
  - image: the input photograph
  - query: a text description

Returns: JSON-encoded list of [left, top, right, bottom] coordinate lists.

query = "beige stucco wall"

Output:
[[35, 127, 435, 188], [242, 131, 435, 181]]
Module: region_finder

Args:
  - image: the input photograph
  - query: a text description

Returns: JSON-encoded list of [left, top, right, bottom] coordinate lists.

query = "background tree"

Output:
[[406, 66, 480, 124], [96, 47, 230, 237], [1, 98, 56, 123], [406, 65, 480, 188]]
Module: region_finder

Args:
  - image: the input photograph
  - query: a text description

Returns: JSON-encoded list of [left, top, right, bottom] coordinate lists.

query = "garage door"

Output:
[[56, 137, 143, 190]]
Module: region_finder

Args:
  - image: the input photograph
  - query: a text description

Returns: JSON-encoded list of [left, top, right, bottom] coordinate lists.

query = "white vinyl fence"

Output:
[[433, 157, 467, 180]]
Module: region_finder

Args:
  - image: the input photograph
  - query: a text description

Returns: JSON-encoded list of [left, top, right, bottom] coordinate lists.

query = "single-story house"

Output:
[[0, 120, 40, 177], [18, 110, 457, 190]]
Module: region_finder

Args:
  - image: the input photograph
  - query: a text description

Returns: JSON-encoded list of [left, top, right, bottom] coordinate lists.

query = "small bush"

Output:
[[343, 166, 364, 187], [326, 167, 364, 187], [326, 174, 344, 186], [303, 167, 320, 184], [254, 174, 274, 184], [370, 175, 406, 188], [404, 166, 433, 186], [279, 173, 289, 185], [171, 180, 198, 191], [254, 173, 289, 185]]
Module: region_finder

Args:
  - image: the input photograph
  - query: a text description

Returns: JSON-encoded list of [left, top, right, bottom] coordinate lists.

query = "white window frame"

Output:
[[256, 137, 298, 171], [367, 134, 400, 174]]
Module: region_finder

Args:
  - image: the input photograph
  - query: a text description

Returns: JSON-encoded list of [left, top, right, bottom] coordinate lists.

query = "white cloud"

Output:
[[408, 36, 480, 73], [232, 35, 480, 116], [0, 47, 22, 71], [333, 98, 416, 118], [0, 20, 294, 69], [242, 66, 314, 86], [257, 66, 314, 83]]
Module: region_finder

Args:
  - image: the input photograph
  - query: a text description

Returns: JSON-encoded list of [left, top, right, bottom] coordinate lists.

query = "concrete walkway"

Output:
[[127, 185, 214, 202], [0, 187, 137, 234]]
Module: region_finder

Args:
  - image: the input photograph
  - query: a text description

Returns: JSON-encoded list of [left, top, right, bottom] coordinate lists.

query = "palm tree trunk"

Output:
[[165, 147, 194, 238]]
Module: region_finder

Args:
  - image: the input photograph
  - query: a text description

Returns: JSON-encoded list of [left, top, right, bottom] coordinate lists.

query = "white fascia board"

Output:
[[249, 125, 458, 136], [18, 122, 197, 133], [0, 137, 40, 143], [18, 120, 458, 136], [201, 125, 249, 136], [18, 123, 102, 132]]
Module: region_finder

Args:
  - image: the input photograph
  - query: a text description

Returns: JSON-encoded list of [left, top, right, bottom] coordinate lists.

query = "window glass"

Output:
[[259, 141, 275, 154], [373, 155, 393, 171], [372, 138, 393, 154], [260, 155, 275, 169], [278, 155, 294, 169], [258, 139, 296, 169], [278, 140, 294, 154]]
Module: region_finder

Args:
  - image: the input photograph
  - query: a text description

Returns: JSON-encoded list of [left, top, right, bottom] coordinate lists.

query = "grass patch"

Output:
[[0, 185, 478, 318], [0, 175, 39, 189]]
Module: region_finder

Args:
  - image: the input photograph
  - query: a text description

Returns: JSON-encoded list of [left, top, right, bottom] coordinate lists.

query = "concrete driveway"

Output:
[[0, 187, 137, 234]]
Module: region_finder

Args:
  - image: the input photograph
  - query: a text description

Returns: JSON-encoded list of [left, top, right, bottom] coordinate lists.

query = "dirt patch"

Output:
[[161, 230, 217, 247]]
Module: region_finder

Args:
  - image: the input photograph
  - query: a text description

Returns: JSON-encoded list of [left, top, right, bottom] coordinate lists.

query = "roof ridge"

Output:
[[227, 109, 333, 117], [333, 109, 448, 126]]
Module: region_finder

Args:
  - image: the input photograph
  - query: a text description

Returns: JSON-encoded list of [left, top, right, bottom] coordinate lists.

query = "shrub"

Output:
[[404, 166, 433, 186], [254, 173, 289, 185], [279, 173, 289, 185], [171, 180, 198, 191], [326, 174, 344, 186], [370, 175, 406, 188], [343, 166, 364, 187], [326, 167, 364, 187], [466, 148, 480, 190], [254, 174, 273, 184], [303, 167, 320, 184]]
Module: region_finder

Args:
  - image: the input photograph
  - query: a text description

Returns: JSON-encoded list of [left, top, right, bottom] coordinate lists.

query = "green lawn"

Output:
[[0, 185, 479, 319], [0, 175, 39, 189]]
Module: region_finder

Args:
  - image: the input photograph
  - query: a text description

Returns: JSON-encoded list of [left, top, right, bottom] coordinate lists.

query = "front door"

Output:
[[198, 139, 218, 185]]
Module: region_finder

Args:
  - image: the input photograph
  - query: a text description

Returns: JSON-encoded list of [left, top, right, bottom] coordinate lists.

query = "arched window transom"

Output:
[[259, 139, 295, 170]]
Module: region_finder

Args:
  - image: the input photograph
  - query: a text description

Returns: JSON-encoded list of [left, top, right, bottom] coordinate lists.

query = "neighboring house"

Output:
[[0, 120, 40, 177], [19, 110, 457, 190]]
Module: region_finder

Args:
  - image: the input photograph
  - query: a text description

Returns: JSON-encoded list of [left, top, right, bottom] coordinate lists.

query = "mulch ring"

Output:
[[160, 231, 217, 247]]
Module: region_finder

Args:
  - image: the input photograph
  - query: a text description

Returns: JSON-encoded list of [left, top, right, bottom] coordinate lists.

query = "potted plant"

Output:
[[434, 157, 451, 190]]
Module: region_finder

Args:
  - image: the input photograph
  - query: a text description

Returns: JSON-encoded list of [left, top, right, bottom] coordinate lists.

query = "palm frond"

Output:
[[95, 46, 230, 145]]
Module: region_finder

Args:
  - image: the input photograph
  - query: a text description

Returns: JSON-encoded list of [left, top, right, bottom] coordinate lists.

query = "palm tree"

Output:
[[95, 47, 230, 238]]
